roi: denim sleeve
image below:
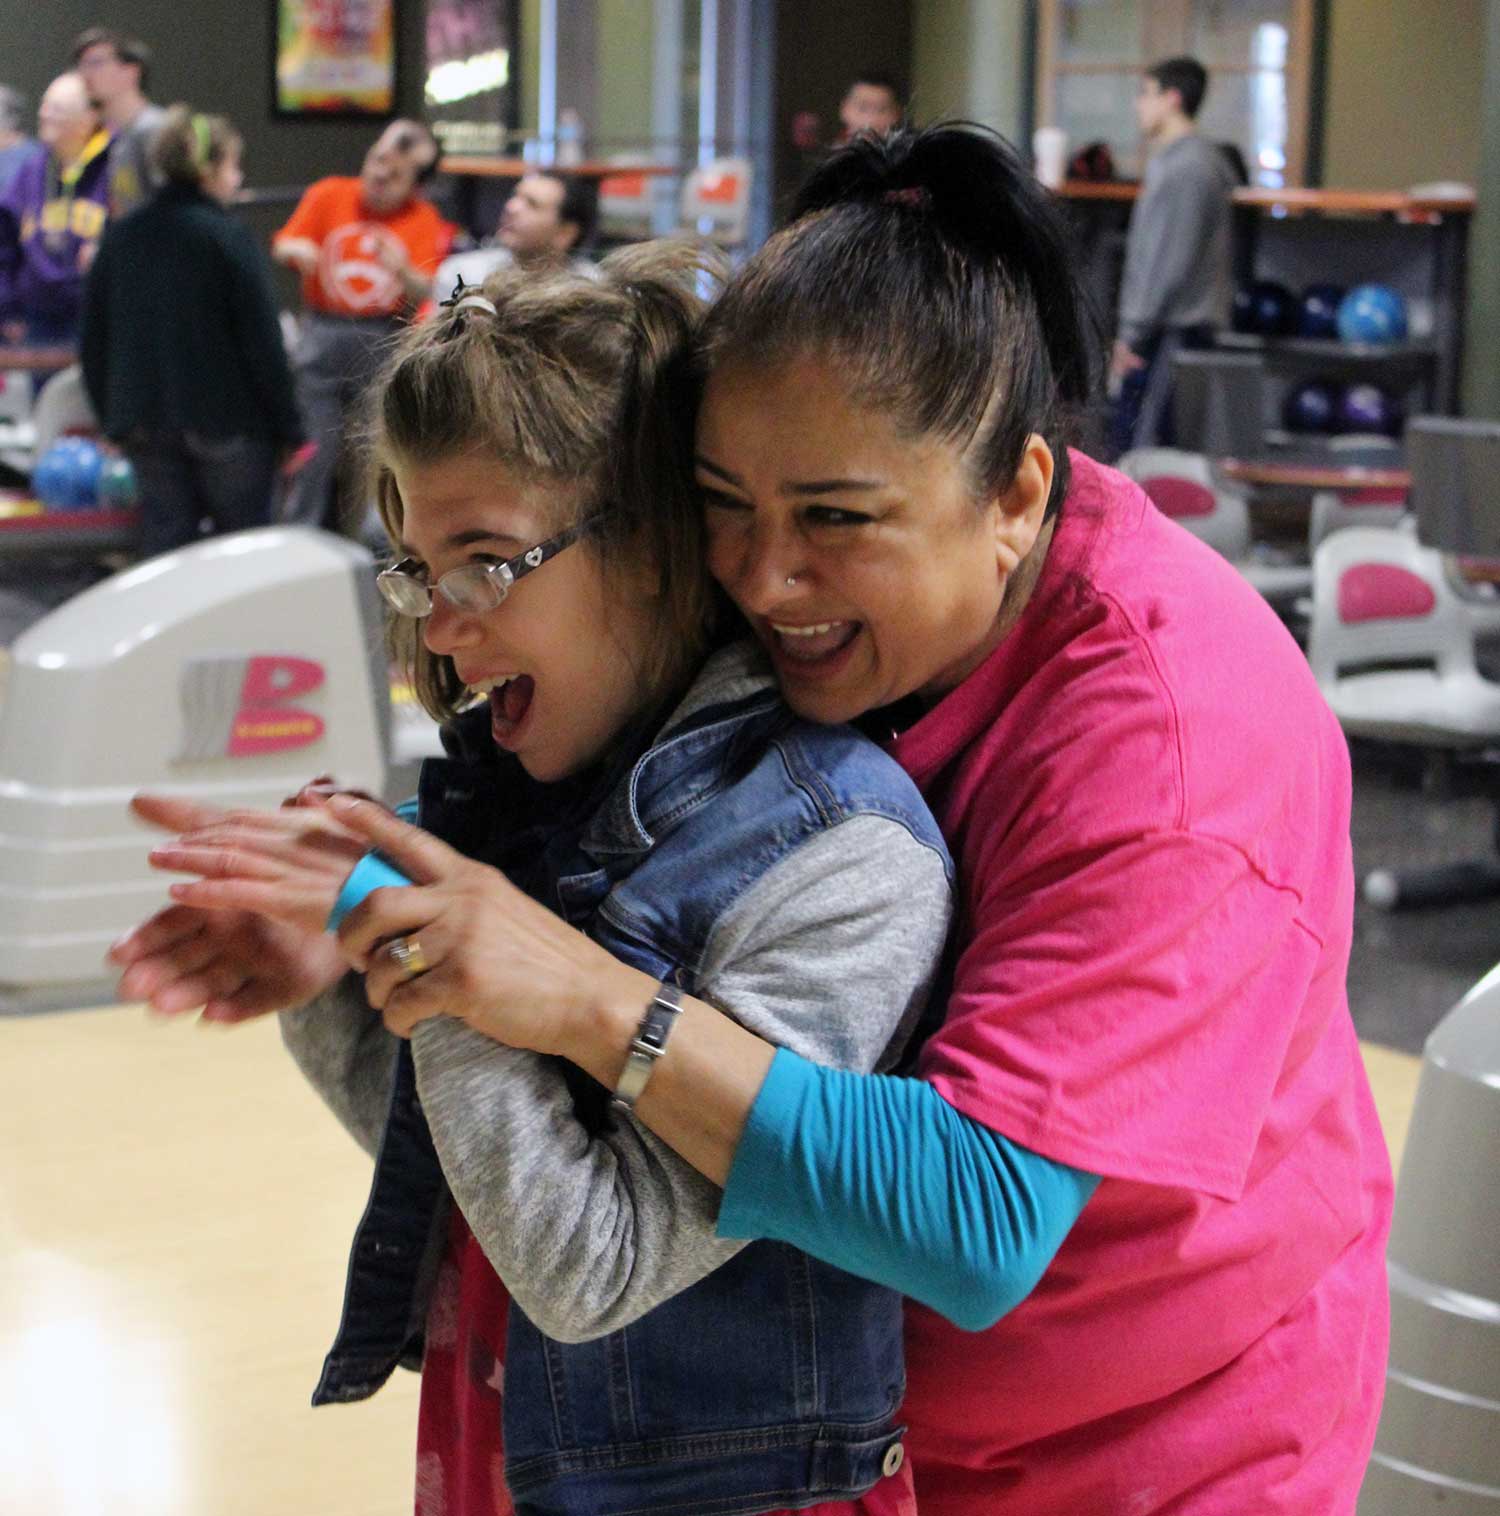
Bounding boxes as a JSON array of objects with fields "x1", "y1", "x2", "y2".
[{"x1": 718, "y1": 1049, "x2": 1100, "y2": 1332}]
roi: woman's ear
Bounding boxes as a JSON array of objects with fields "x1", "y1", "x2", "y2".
[{"x1": 990, "y1": 433, "x2": 1054, "y2": 575}]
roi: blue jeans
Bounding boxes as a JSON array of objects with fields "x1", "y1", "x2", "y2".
[
  {"x1": 1109, "y1": 324, "x2": 1217, "y2": 458},
  {"x1": 125, "y1": 430, "x2": 279, "y2": 561}
]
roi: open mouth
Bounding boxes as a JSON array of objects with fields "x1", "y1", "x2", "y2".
[
  {"x1": 766, "y1": 619, "x2": 861, "y2": 668},
  {"x1": 472, "y1": 674, "x2": 536, "y2": 749}
]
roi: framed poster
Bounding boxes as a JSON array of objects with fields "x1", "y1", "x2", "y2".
[
  {"x1": 275, "y1": 0, "x2": 398, "y2": 117},
  {"x1": 423, "y1": 0, "x2": 518, "y2": 156}
]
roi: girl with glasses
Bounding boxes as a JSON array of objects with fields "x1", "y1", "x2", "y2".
[{"x1": 112, "y1": 243, "x2": 951, "y2": 1516}]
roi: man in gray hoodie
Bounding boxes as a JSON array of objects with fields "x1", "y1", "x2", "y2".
[{"x1": 1109, "y1": 56, "x2": 1235, "y2": 456}]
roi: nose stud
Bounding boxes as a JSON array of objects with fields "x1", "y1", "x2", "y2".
[{"x1": 785, "y1": 575, "x2": 798, "y2": 588}]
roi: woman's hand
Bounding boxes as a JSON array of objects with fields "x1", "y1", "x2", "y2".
[
  {"x1": 138, "y1": 793, "x2": 371, "y2": 937},
  {"x1": 326, "y1": 796, "x2": 651, "y2": 1051},
  {"x1": 108, "y1": 902, "x2": 347, "y2": 1024}
]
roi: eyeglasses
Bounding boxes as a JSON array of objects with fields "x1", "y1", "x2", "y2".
[{"x1": 376, "y1": 522, "x2": 589, "y2": 618}]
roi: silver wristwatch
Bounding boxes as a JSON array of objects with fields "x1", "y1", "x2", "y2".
[{"x1": 611, "y1": 980, "x2": 684, "y2": 1111}]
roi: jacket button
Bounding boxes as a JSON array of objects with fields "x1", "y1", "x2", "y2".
[{"x1": 881, "y1": 1441, "x2": 905, "y2": 1478}]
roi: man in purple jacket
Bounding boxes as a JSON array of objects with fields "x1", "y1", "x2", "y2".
[{"x1": 0, "y1": 71, "x2": 110, "y2": 347}]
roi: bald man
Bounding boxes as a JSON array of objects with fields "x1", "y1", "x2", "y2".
[{"x1": 0, "y1": 72, "x2": 110, "y2": 346}]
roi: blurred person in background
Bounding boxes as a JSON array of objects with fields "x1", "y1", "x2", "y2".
[
  {"x1": 1109, "y1": 56, "x2": 1234, "y2": 456},
  {"x1": 0, "y1": 72, "x2": 109, "y2": 349},
  {"x1": 81, "y1": 107, "x2": 303, "y2": 561},
  {"x1": 73, "y1": 27, "x2": 166, "y2": 218},
  {"x1": 437, "y1": 169, "x2": 598, "y2": 293},
  {"x1": 837, "y1": 72, "x2": 903, "y2": 142},
  {"x1": 0, "y1": 87, "x2": 40, "y2": 199},
  {"x1": 272, "y1": 117, "x2": 452, "y2": 531}
]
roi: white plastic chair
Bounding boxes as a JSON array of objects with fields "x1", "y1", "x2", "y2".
[
  {"x1": 1308, "y1": 487, "x2": 1410, "y2": 550},
  {"x1": 30, "y1": 365, "x2": 98, "y2": 459},
  {"x1": 678, "y1": 158, "x2": 752, "y2": 248},
  {"x1": 1307, "y1": 526, "x2": 1500, "y2": 746},
  {"x1": 597, "y1": 159, "x2": 657, "y2": 243},
  {"x1": 1116, "y1": 446, "x2": 1313, "y2": 605}
]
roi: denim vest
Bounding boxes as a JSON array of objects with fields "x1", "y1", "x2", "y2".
[{"x1": 312, "y1": 658, "x2": 951, "y2": 1516}]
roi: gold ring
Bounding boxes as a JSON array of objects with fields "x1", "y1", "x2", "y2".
[{"x1": 386, "y1": 935, "x2": 429, "y2": 981}]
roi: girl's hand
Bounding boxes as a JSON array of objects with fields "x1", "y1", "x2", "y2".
[
  {"x1": 327, "y1": 796, "x2": 650, "y2": 1050},
  {"x1": 108, "y1": 903, "x2": 347, "y2": 1024},
  {"x1": 142, "y1": 798, "x2": 370, "y2": 937}
]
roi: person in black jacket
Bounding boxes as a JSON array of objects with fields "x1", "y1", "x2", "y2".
[{"x1": 80, "y1": 105, "x2": 303, "y2": 560}]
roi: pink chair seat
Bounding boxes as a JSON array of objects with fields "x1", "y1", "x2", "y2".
[
  {"x1": 1338, "y1": 563, "x2": 1437, "y2": 624},
  {"x1": 1142, "y1": 474, "x2": 1216, "y2": 519}
]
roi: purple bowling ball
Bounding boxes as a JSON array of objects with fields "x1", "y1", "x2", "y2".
[
  {"x1": 1336, "y1": 382, "x2": 1403, "y2": 437},
  {"x1": 1282, "y1": 378, "x2": 1341, "y2": 434}
]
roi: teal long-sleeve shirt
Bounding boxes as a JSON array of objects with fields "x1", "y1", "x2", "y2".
[{"x1": 719, "y1": 1049, "x2": 1098, "y2": 1330}]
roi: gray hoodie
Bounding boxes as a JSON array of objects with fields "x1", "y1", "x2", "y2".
[{"x1": 1117, "y1": 133, "x2": 1236, "y2": 350}]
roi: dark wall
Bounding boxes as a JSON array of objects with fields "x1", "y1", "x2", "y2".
[{"x1": 772, "y1": 0, "x2": 912, "y2": 216}]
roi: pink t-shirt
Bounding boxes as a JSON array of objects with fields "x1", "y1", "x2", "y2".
[{"x1": 888, "y1": 452, "x2": 1392, "y2": 1514}]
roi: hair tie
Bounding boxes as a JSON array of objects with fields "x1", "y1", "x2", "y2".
[
  {"x1": 440, "y1": 274, "x2": 497, "y2": 317},
  {"x1": 191, "y1": 113, "x2": 212, "y2": 167},
  {"x1": 883, "y1": 185, "x2": 930, "y2": 209}
]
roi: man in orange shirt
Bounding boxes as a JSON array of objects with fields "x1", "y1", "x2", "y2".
[{"x1": 274, "y1": 118, "x2": 452, "y2": 529}]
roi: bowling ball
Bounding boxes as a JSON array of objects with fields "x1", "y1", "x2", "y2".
[
  {"x1": 1232, "y1": 279, "x2": 1298, "y2": 337},
  {"x1": 1282, "y1": 378, "x2": 1341, "y2": 434},
  {"x1": 1298, "y1": 283, "x2": 1345, "y2": 340},
  {"x1": 96, "y1": 454, "x2": 139, "y2": 507},
  {"x1": 32, "y1": 436, "x2": 104, "y2": 510},
  {"x1": 1336, "y1": 382, "x2": 1404, "y2": 437},
  {"x1": 1337, "y1": 283, "x2": 1409, "y2": 344}
]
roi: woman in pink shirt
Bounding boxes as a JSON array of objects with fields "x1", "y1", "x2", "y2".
[{"x1": 295, "y1": 125, "x2": 1392, "y2": 1513}]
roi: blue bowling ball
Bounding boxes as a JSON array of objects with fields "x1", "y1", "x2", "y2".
[
  {"x1": 1337, "y1": 283, "x2": 1409, "y2": 344},
  {"x1": 1232, "y1": 279, "x2": 1298, "y2": 338},
  {"x1": 1336, "y1": 382, "x2": 1404, "y2": 438},
  {"x1": 1282, "y1": 378, "x2": 1341, "y2": 434},
  {"x1": 32, "y1": 436, "x2": 105, "y2": 511},
  {"x1": 1298, "y1": 283, "x2": 1346, "y2": 340}
]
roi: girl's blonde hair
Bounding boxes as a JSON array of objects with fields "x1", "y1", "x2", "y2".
[
  {"x1": 150, "y1": 104, "x2": 238, "y2": 187},
  {"x1": 370, "y1": 239, "x2": 723, "y2": 722}
]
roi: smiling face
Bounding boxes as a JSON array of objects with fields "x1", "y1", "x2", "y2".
[
  {"x1": 390, "y1": 450, "x2": 663, "y2": 781},
  {"x1": 696, "y1": 355, "x2": 1052, "y2": 724}
]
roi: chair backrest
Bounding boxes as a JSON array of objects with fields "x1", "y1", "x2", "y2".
[
  {"x1": 1408, "y1": 415, "x2": 1500, "y2": 556},
  {"x1": 1308, "y1": 488, "x2": 1409, "y2": 550},
  {"x1": 0, "y1": 370, "x2": 33, "y2": 429},
  {"x1": 597, "y1": 157, "x2": 657, "y2": 242},
  {"x1": 1116, "y1": 446, "x2": 1252, "y2": 559},
  {"x1": 30, "y1": 366, "x2": 97, "y2": 459},
  {"x1": 1307, "y1": 526, "x2": 1500, "y2": 691},
  {"x1": 678, "y1": 157, "x2": 752, "y2": 247}
]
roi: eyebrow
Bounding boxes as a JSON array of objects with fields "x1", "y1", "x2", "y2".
[
  {"x1": 398, "y1": 528, "x2": 525, "y2": 556},
  {"x1": 694, "y1": 455, "x2": 885, "y2": 497}
]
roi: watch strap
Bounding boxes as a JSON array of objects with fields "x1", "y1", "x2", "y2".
[{"x1": 611, "y1": 980, "x2": 684, "y2": 1111}]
